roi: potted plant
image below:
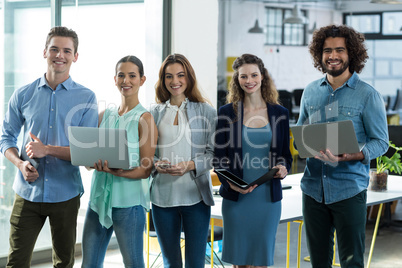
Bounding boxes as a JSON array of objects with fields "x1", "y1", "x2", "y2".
[{"x1": 369, "y1": 141, "x2": 402, "y2": 191}]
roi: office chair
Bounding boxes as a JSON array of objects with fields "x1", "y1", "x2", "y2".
[
  {"x1": 278, "y1": 90, "x2": 293, "y2": 120},
  {"x1": 384, "y1": 95, "x2": 391, "y2": 111},
  {"x1": 391, "y1": 89, "x2": 401, "y2": 111},
  {"x1": 292, "y1": 89, "x2": 304, "y2": 107}
]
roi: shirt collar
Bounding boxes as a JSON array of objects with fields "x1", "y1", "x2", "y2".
[
  {"x1": 166, "y1": 98, "x2": 188, "y2": 111},
  {"x1": 38, "y1": 74, "x2": 72, "y2": 91},
  {"x1": 320, "y1": 71, "x2": 359, "y2": 90}
]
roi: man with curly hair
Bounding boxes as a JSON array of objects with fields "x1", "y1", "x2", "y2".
[{"x1": 296, "y1": 25, "x2": 388, "y2": 267}]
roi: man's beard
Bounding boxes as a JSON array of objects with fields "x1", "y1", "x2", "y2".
[{"x1": 323, "y1": 60, "x2": 349, "y2": 77}]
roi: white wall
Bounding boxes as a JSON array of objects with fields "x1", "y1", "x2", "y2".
[
  {"x1": 144, "y1": 0, "x2": 163, "y2": 108},
  {"x1": 219, "y1": 1, "x2": 345, "y2": 91},
  {"x1": 171, "y1": 0, "x2": 219, "y2": 108}
]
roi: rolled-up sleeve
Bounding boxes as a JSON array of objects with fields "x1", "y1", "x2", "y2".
[{"x1": 0, "y1": 89, "x2": 24, "y2": 154}]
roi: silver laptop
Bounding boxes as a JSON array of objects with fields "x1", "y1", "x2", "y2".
[
  {"x1": 290, "y1": 120, "x2": 365, "y2": 159},
  {"x1": 68, "y1": 126, "x2": 133, "y2": 169}
]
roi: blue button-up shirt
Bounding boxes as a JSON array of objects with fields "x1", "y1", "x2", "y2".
[
  {"x1": 0, "y1": 75, "x2": 98, "y2": 203},
  {"x1": 297, "y1": 72, "x2": 388, "y2": 204}
]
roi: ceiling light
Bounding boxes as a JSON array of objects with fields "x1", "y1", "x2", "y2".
[
  {"x1": 283, "y1": 4, "x2": 308, "y2": 25},
  {"x1": 370, "y1": 0, "x2": 402, "y2": 3},
  {"x1": 248, "y1": 19, "x2": 264, "y2": 34}
]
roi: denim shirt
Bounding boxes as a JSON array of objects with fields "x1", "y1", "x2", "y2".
[
  {"x1": 0, "y1": 75, "x2": 98, "y2": 203},
  {"x1": 297, "y1": 72, "x2": 388, "y2": 204}
]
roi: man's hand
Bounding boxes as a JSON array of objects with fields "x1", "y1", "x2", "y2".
[
  {"x1": 18, "y1": 161, "x2": 39, "y2": 182},
  {"x1": 315, "y1": 149, "x2": 364, "y2": 164},
  {"x1": 25, "y1": 132, "x2": 47, "y2": 159}
]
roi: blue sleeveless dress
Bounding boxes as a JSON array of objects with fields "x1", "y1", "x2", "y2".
[{"x1": 221, "y1": 124, "x2": 281, "y2": 266}]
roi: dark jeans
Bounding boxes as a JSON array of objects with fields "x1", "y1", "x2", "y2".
[
  {"x1": 303, "y1": 191, "x2": 367, "y2": 268},
  {"x1": 152, "y1": 201, "x2": 211, "y2": 268},
  {"x1": 7, "y1": 194, "x2": 80, "y2": 268}
]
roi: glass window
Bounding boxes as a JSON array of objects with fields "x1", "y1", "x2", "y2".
[
  {"x1": 383, "y1": 12, "x2": 402, "y2": 35},
  {"x1": 265, "y1": 7, "x2": 307, "y2": 46},
  {"x1": 345, "y1": 14, "x2": 402, "y2": 97},
  {"x1": 357, "y1": 40, "x2": 402, "y2": 96},
  {"x1": 375, "y1": 60, "x2": 390, "y2": 77},
  {"x1": 1, "y1": 0, "x2": 51, "y2": 258},
  {"x1": 392, "y1": 61, "x2": 402, "y2": 76},
  {"x1": 345, "y1": 14, "x2": 380, "y2": 34},
  {"x1": 0, "y1": 0, "x2": 162, "y2": 261}
]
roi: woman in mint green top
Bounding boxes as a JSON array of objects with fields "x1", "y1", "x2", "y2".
[{"x1": 81, "y1": 55, "x2": 157, "y2": 268}]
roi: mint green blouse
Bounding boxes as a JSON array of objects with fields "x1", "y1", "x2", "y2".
[{"x1": 89, "y1": 104, "x2": 150, "y2": 228}]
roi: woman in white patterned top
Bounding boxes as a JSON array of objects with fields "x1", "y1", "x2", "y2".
[{"x1": 150, "y1": 53, "x2": 217, "y2": 268}]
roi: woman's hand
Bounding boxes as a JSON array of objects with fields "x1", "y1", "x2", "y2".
[
  {"x1": 227, "y1": 181, "x2": 257, "y2": 194},
  {"x1": 273, "y1": 164, "x2": 288, "y2": 179},
  {"x1": 94, "y1": 159, "x2": 124, "y2": 176},
  {"x1": 155, "y1": 160, "x2": 172, "y2": 174},
  {"x1": 163, "y1": 161, "x2": 195, "y2": 176}
]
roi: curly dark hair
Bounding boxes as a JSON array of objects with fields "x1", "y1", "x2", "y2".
[
  {"x1": 227, "y1": 54, "x2": 279, "y2": 114},
  {"x1": 309, "y1": 24, "x2": 368, "y2": 74}
]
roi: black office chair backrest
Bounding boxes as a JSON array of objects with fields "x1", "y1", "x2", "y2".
[
  {"x1": 369, "y1": 125, "x2": 401, "y2": 171},
  {"x1": 292, "y1": 89, "x2": 304, "y2": 107},
  {"x1": 371, "y1": 125, "x2": 402, "y2": 174},
  {"x1": 278, "y1": 90, "x2": 293, "y2": 118},
  {"x1": 392, "y1": 89, "x2": 401, "y2": 111},
  {"x1": 387, "y1": 125, "x2": 402, "y2": 155},
  {"x1": 384, "y1": 95, "x2": 391, "y2": 111}
]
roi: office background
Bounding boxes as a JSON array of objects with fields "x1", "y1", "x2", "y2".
[{"x1": 0, "y1": 0, "x2": 401, "y2": 265}]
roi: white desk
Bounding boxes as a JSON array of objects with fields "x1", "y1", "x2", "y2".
[{"x1": 210, "y1": 173, "x2": 402, "y2": 268}]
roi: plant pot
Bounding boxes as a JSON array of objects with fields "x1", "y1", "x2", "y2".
[{"x1": 369, "y1": 169, "x2": 388, "y2": 192}]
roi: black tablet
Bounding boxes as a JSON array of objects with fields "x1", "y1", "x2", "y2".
[
  {"x1": 214, "y1": 169, "x2": 249, "y2": 188},
  {"x1": 214, "y1": 168, "x2": 279, "y2": 189}
]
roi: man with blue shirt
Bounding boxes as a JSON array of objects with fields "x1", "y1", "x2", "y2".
[
  {"x1": 0, "y1": 26, "x2": 98, "y2": 268},
  {"x1": 297, "y1": 25, "x2": 388, "y2": 268}
]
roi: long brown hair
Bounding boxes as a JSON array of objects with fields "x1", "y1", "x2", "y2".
[
  {"x1": 155, "y1": 53, "x2": 208, "y2": 104},
  {"x1": 227, "y1": 53, "x2": 279, "y2": 114}
]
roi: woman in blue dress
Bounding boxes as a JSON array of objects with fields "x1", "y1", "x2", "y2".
[{"x1": 214, "y1": 54, "x2": 292, "y2": 267}]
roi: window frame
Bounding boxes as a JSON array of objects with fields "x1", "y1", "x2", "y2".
[
  {"x1": 343, "y1": 10, "x2": 402, "y2": 40},
  {"x1": 265, "y1": 6, "x2": 308, "y2": 46}
]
